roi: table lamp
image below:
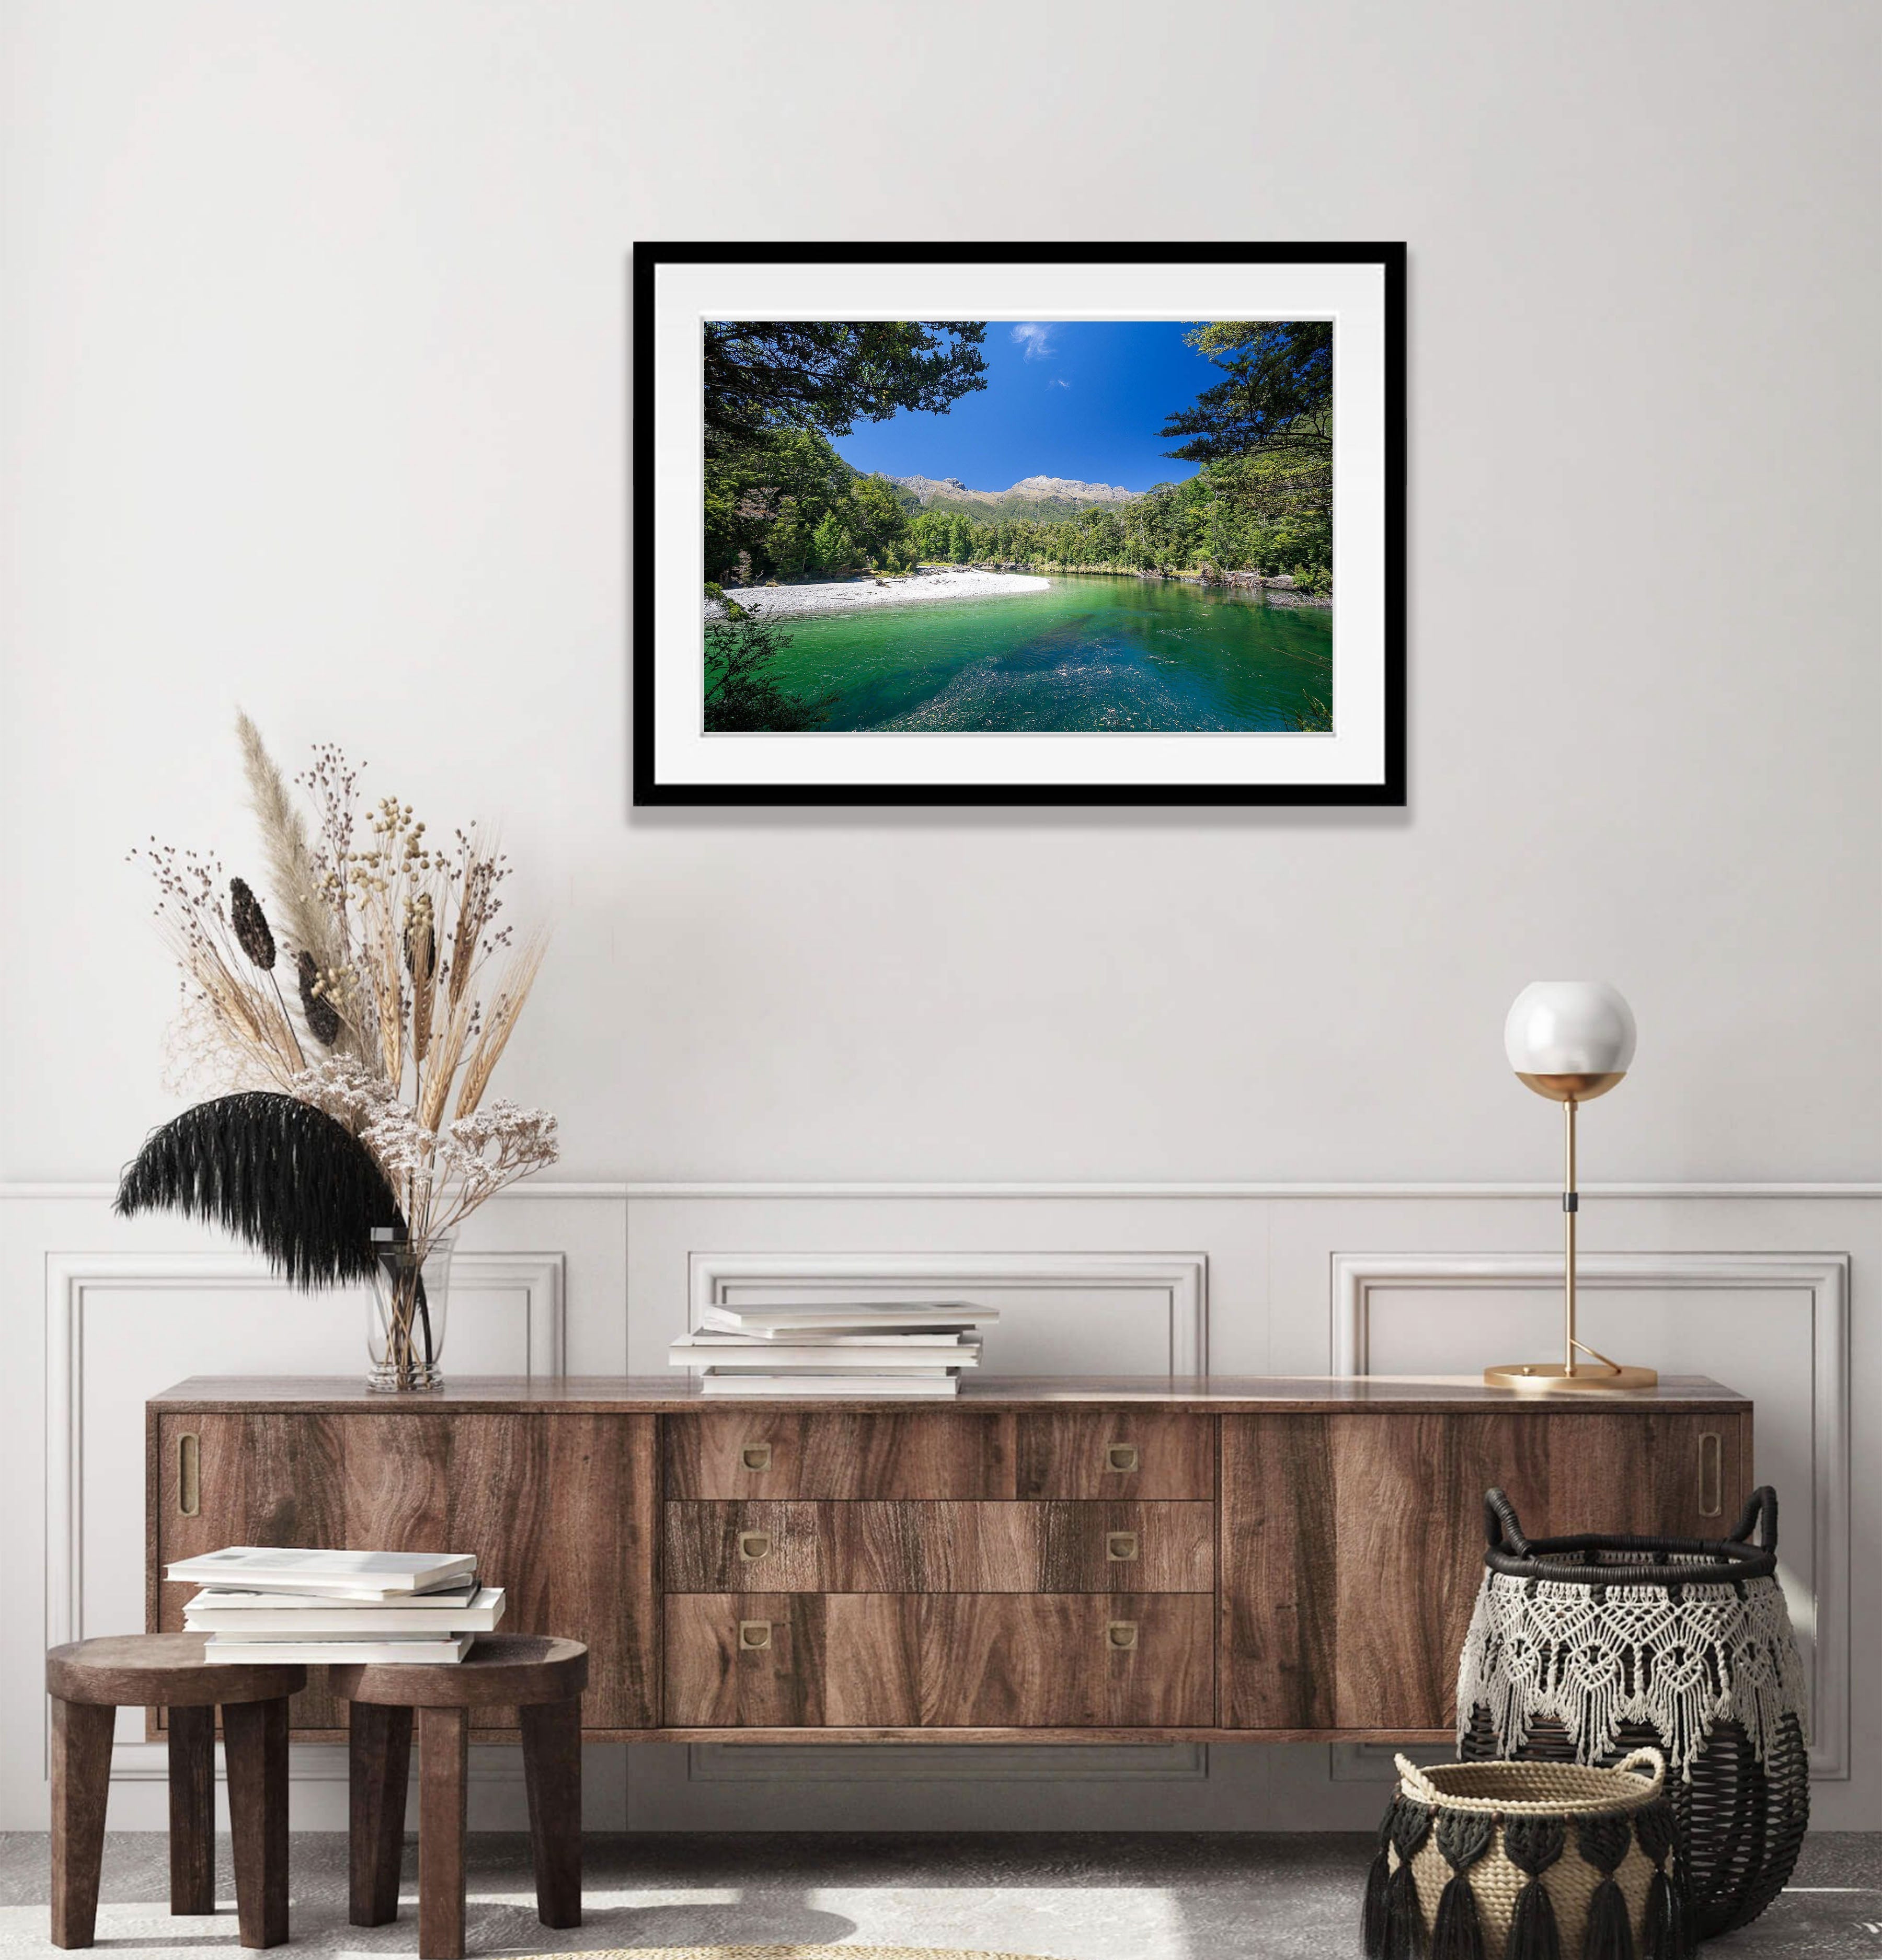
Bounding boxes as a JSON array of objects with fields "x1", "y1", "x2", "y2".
[{"x1": 1484, "y1": 981, "x2": 1658, "y2": 1393}]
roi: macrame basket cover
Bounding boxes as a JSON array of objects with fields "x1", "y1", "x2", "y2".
[
  {"x1": 1456, "y1": 1485, "x2": 1810, "y2": 1942},
  {"x1": 1364, "y1": 1749, "x2": 1693, "y2": 1960}
]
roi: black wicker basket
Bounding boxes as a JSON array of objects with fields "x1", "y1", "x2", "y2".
[{"x1": 1456, "y1": 1485, "x2": 1809, "y2": 1941}]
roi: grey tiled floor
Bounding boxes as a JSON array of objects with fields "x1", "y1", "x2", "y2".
[{"x1": 0, "y1": 1831, "x2": 1877, "y2": 1957}]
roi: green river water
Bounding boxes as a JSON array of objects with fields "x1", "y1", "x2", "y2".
[{"x1": 738, "y1": 573, "x2": 1333, "y2": 732}]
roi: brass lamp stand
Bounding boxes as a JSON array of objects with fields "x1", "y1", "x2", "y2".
[{"x1": 1485, "y1": 983, "x2": 1657, "y2": 1394}]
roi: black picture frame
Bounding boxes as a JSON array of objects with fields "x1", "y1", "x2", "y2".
[{"x1": 633, "y1": 241, "x2": 1405, "y2": 807}]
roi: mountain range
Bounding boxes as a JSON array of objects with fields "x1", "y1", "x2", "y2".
[{"x1": 887, "y1": 473, "x2": 1142, "y2": 524}]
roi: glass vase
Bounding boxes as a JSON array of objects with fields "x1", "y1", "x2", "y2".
[{"x1": 367, "y1": 1230, "x2": 453, "y2": 1391}]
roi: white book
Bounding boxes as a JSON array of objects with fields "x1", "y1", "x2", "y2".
[
  {"x1": 699, "y1": 1374, "x2": 961, "y2": 1398},
  {"x1": 671, "y1": 1340, "x2": 980, "y2": 1370},
  {"x1": 184, "y1": 1586, "x2": 507, "y2": 1635},
  {"x1": 683, "y1": 1331, "x2": 977, "y2": 1348},
  {"x1": 698, "y1": 1303, "x2": 997, "y2": 1336},
  {"x1": 165, "y1": 1547, "x2": 476, "y2": 1599},
  {"x1": 204, "y1": 1634, "x2": 475, "y2": 1665}
]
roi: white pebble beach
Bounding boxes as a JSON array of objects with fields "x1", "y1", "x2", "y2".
[{"x1": 707, "y1": 569, "x2": 1050, "y2": 621}]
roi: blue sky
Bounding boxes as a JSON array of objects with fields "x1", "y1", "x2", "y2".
[{"x1": 832, "y1": 321, "x2": 1219, "y2": 493}]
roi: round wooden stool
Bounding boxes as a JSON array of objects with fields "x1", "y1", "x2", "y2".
[
  {"x1": 331, "y1": 1634, "x2": 587, "y2": 1960},
  {"x1": 45, "y1": 1633, "x2": 306, "y2": 1951}
]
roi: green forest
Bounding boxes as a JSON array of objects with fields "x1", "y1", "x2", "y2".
[{"x1": 703, "y1": 320, "x2": 1333, "y2": 595}]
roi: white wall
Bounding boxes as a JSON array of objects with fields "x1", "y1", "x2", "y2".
[{"x1": 2, "y1": 0, "x2": 1877, "y2": 1833}]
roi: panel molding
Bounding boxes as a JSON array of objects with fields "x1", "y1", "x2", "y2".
[
  {"x1": 691, "y1": 1249, "x2": 1209, "y2": 1374},
  {"x1": 12, "y1": 1180, "x2": 1882, "y2": 1202},
  {"x1": 1330, "y1": 1250, "x2": 1850, "y2": 1780}
]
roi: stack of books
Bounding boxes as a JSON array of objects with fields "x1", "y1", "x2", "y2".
[
  {"x1": 170, "y1": 1547, "x2": 505, "y2": 1664},
  {"x1": 669, "y1": 1300, "x2": 998, "y2": 1398}
]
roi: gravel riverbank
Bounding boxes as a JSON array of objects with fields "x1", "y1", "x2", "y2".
[{"x1": 707, "y1": 569, "x2": 1050, "y2": 620}]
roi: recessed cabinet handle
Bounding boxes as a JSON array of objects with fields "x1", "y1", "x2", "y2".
[
  {"x1": 1698, "y1": 1432, "x2": 1723, "y2": 1518},
  {"x1": 740, "y1": 1444, "x2": 772, "y2": 1472},
  {"x1": 1107, "y1": 1620, "x2": 1138, "y2": 1651},
  {"x1": 738, "y1": 1530, "x2": 772, "y2": 1562},
  {"x1": 176, "y1": 1433, "x2": 200, "y2": 1518},
  {"x1": 1106, "y1": 1443, "x2": 1140, "y2": 1473},
  {"x1": 1107, "y1": 1531, "x2": 1139, "y2": 1562},
  {"x1": 738, "y1": 1620, "x2": 772, "y2": 1651}
]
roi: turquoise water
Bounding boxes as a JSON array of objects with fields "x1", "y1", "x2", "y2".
[{"x1": 739, "y1": 574, "x2": 1333, "y2": 732}]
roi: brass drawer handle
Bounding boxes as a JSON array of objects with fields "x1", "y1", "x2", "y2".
[
  {"x1": 1106, "y1": 1443, "x2": 1140, "y2": 1473},
  {"x1": 1699, "y1": 1432, "x2": 1723, "y2": 1518},
  {"x1": 738, "y1": 1620, "x2": 772, "y2": 1651},
  {"x1": 1107, "y1": 1531, "x2": 1139, "y2": 1563},
  {"x1": 176, "y1": 1432, "x2": 200, "y2": 1518},
  {"x1": 740, "y1": 1444, "x2": 772, "y2": 1472},
  {"x1": 1107, "y1": 1620, "x2": 1138, "y2": 1651},
  {"x1": 738, "y1": 1530, "x2": 772, "y2": 1562}
]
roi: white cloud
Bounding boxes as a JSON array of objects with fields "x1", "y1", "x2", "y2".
[
  {"x1": 1011, "y1": 322, "x2": 1055, "y2": 360},
  {"x1": 1049, "y1": 376, "x2": 1071, "y2": 388}
]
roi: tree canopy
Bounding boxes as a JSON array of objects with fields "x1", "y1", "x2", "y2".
[
  {"x1": 703, "y1": 322, "x2": 989, "y2": 445},
  {"x1": 1159, "y1": 321, "x2": 1332, "y2": 464}
]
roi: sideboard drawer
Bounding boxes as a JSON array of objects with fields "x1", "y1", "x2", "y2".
[
  {"x1": 1014, "y1": 1411, "x2": 1214, "y2": 1498},
  {"x1": 919, "y1": 1595, "x2": 1214, "y2": 1727},
  {"x1": 664, "y1": 1500, "x2": 1215, "y2": 1594},
  {"x1": 663, "y1": 1592, "x2": 1213, "y2": 1728},
  {"x1": 663, "y1": 1410, "x2": 1015, "y2": 1498}
]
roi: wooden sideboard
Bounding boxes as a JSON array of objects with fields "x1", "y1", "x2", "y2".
[{"x1": 147, "y1": 1375, "x2": 1751, "y2": 1745}]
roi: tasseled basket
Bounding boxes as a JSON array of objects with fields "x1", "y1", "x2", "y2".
[{"x1": 1362, "y1": 1749, "x2": 1695, "y2": 1960}]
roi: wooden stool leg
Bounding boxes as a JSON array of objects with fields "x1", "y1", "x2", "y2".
[
  {"x1": 167, "y1": 1705, "x2": 216, "y2": 1915},
  {"x1": 222, "y1": 1698, "x2": 290, "y2": 1949},
  {"x1": 348, "y1": 1701, "x2": 412, "y2": 1926},
  {"x1": 418, "y1": 1705, "x2": 469, "y2": 1960},
  {"x1": 49, "y1": 1698, "x2": 116, "y2": 1950},
  {"x1": 519, "y1": 1698, "x2": 582, "y2": 1929}
]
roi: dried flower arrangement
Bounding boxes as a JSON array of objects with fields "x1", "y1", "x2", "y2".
[{"x1": 117, "y1": 713, "x2": 559, "y2": 1387}]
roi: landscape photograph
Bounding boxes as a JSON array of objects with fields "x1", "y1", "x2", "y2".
[{"x1": 701, "y1": 317, "x2": 1335, "y2": 735}]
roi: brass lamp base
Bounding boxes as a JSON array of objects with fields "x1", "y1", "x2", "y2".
[{"x1": 1484, "y1": 1360, "x2": 1659, "y2": 1394}]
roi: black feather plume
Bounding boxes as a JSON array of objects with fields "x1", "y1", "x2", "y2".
[{"x1": 114, "y1": 1092, "x2": 404, "y2": 1286}]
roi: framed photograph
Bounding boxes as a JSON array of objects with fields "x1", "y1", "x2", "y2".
[{"x1": 633, "y1": 243, "x2": 1404, "y2": 806}]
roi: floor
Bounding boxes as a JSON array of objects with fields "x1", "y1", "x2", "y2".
[{"x1": 0, "y1": 1832, "x2": 1877, "y2": 1958}]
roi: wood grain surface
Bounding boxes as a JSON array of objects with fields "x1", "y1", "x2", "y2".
[
  {"x1": 1216, "y1": 1409, "x2": 1757, "y2": 1734},
  {"x1": 663, "y1": 1593, "x2": 922, "y2": 1727},
  {"x1": 153, "y1": 1413, "x2": 342, "y2": 1733},
  {"x1": 166, "y1": 1705, "x2": 216, "y2": 1915},
  {"x1": 664, "y1": 1592, "x2": 1212, "y2": 1728},
  {"x1": 917, "y1": 1595, "x2": 1214, "y2": 1727},
  {"x1": 221, "y1": 1696, "x2": 290, "y2": 1948},
  {"x1": 146, "y1": 1381, "x2": 1754, "y2": 1747},
  {"x1": 518, "y1": 1699, "x2": 583, "y2": 1930},
  {"x1": 663, "y1": 1410, "x2": 1018, "y2": 1498},
  {"x1": 1218, "y1": 1413, "x2": 1336, "y2": 1729},
  {"x1": 154, "y1": 1374, "x2": 1751, "y2": 1411},
  {"x1": 1014, "y1": 1411, "x2": 1215, "y2": 1498},
  {"x1": 663, "y1": 1500, "x2": 1213, "y2": 1593},
  {"x1": 346, "y1": 1702, "x2": 411, "y2": 1929},
  {"x1": 417, "y1": 1705, "x2": 468, "y2": 1960},
  {"x1": 155, "y1": 1411, "x2": 653, "y2": 1736},
  {"x1": 49, "y1": 1698, "x2": 115, "y2": 1950}
]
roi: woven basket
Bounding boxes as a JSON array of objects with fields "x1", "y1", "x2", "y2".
[
  {"x1": 1456, "y1": 1486, "x2": 1809, "y2": 1941},
  {"x1": 1364, "y1": 1748, "x2": 1693, "y2": 1960}
]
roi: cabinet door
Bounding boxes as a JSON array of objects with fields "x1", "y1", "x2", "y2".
[
  {"x1": 342, "y1": 1411, "x2": 660, "y2": 1731},
  {"x1": 152, "y1": 1412, "x2": 346, "y2": 1733},
  {"x1": 1219, "y1": 1409, "x2": 1750, "y2": 1735}
]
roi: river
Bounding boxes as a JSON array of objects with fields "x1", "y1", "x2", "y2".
[{"x1": 738, "y1": 574, "x2": 1333, "y2": 733}]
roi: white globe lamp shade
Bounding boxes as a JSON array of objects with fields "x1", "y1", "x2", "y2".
[{"x1": 1504, "y1": 982, "x2": 1636, "y2": 1102}]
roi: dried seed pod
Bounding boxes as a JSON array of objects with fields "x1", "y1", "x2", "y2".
[
  {"x1": 298, "y1": 948, "x2": 341, "y2": 1046},
  {"x1": 229, "y1": 878, "x2": 276, "y2": 970}
]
